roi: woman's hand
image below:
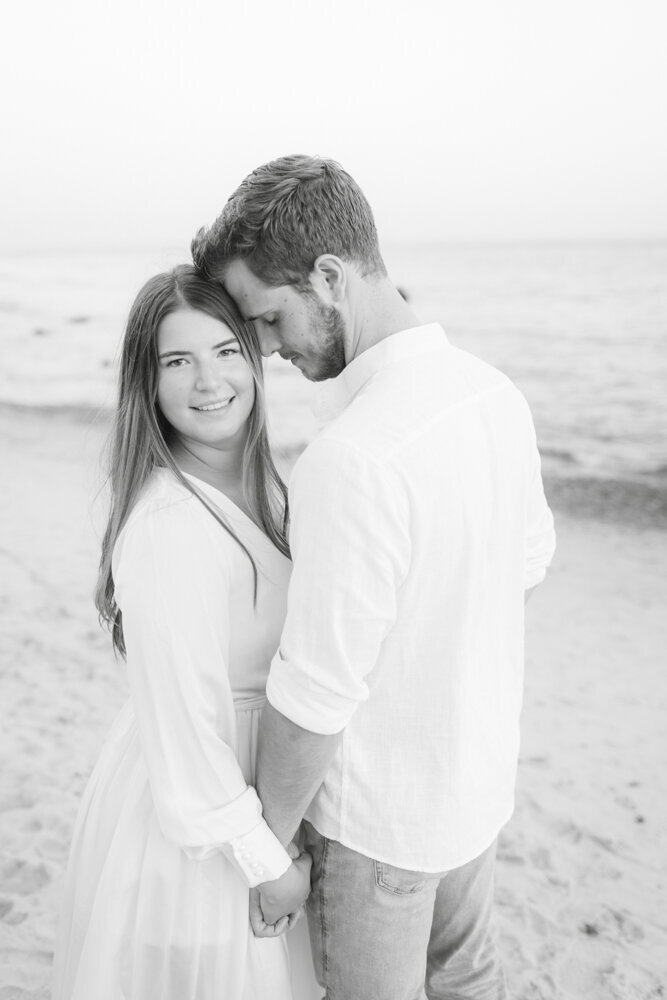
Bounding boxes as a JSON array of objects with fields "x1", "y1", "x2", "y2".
[
  {"x1": 249, "y1": 851, "x2": 312, "y2": 937},
  {"x1": 248, "y1": 891, "x2": 305, "y2": 937}
]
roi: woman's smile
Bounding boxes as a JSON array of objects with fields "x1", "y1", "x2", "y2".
[
  {"x1": 192, "y1": 397, "x2": 234, "y2": 412},
  {"x1": 156, "y1": 308, "x2": 255, "y2": 454}
]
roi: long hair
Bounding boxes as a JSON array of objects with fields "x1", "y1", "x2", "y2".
[{"x1": 94, "y1": 264, "x2": 289, "y2": 657}]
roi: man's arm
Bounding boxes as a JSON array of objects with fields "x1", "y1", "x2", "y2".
[
  {"x1": 252, "y1": 704, "x2": 342, "y2": 929},
  {"x1": 253, "y1": 440, "x2": 409, "y2": 928},
  {"x1": 256, "y1": 702, "x2": 343, "y2": 847}
]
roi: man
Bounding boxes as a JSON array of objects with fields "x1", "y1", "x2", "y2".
[{"x1": 192, "y1": 155, "x2": 556, "y2": 999}]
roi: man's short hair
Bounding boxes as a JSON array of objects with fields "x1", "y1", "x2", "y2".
[{"x1": 191, "y1": 154, "x2": 387, "y2": 289}]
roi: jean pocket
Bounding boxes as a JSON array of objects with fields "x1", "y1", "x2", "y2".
[{"x1": 373, "y1": 861, "x2": 442, "y2": 896}]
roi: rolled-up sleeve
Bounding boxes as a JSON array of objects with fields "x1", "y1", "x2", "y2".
[
  {"x1": 266, "y1": 439, "x2": 411, "y2": 735},
  {"x1": 524, "y1": 423, "x2": 557, "y2": 589},
  {"x1": 113, "y1": 501, "x2": 291, "y2": 887}
]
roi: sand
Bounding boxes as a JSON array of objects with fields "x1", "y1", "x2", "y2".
[{"x1": 1, "y1": 405, "x2": 666, "y2": 1000}]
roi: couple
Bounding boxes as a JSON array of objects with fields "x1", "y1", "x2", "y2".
[{"x1": 52, "y1": 155, "x2": 556, "y2": 1000}]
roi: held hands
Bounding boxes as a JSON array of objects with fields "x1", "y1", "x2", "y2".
[{"x1": 249, "y1": 851, "x2": 312, "y2": 938}]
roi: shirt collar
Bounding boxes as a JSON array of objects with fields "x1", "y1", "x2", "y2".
[{"x1": 313, "y1": 323, "x2": 450, "y2": 421}]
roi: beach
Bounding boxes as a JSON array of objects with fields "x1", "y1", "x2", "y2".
[
  {"x1": 1, "y1": 236, "x2": 666, "y2": 1000},
  {"x1": 1, "y1": 403, "x2": 665, "y2": 999}
]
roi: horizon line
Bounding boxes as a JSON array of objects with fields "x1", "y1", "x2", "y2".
[{"x1": 1, "y1": 236, "x2": 667, "y2": 257}]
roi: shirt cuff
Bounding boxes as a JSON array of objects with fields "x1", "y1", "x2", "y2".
[
  {"x1": 266, "y1": 662, "x2": 354, "y2": 735},
  {"x1": 224, "y1": 819, "x2": 293, "y2": 888},
  {"x1": 524, "y1": 525, "x2": 557, "y2": 590},
  {"x1": 180, "y1": 785, "x2": 292, "y2": 886}
]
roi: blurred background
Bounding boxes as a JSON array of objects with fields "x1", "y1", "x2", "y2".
[
  {"x1": 1, "y1": 2, "x2": 666, "y2": 998},
  {"x1": 1, "y1": 0, "x2": 666, "y2": 513}
]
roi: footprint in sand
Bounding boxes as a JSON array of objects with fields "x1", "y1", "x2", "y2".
[
  {"x1": 605, "y1": 907, "x2": 645, "y2": 943},
  {"x1": 553, "y1": 819, "x2": 584, "y2": 844},
  {"x1": 530, "y1": 846, "x2": 552, "y2": 870},
  {"x1": 529, "y1": 908, "x2": 550, "y2": 936},
  {"x1": 0, "y1": 948, "x2": 53, "y2": 997},
  {"x1": 36, "y1": 836, "x2": 67, "y2": 861},
  {"x1": 0, "y1": 793, "x2": 33, "y2": 812},
  {"x1": 556, "y1": 938, "x2": 616, "y2": 995},
  {"x1": 498, "y1": 851, "x2": 525, "y2": 866},
  {"x1": 0, "y1": 859, "x2": 50, "y2": 895}
]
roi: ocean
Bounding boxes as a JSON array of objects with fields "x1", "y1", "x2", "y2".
[{"x1": 1, "y1": 242, "x2": 665, "y2": 516}]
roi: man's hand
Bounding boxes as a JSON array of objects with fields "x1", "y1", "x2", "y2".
[
  {"x1": 260, "y1": 851, "x2": 312, "y2": 924},
  {"x1": 249, "y1": 851, "x2": 312, "y2": 937},
  {"x1": 249, "y1": 888, "x2": 304, "y2": 938},
  {"x1": 249, "y1": 888, "x2": 293, "y2": 938}
]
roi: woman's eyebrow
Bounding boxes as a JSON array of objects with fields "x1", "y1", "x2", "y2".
[{"x1": 159, "y1": 337, "x2": 238, "y2": 359}]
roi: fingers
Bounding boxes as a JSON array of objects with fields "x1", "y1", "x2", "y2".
[
  {"x1": 287, "y1": 905, "x2": 305, "y2": 930},
  {"x1": 261, "y1": 900, "x2": 288, "y2": 925},
  {"x1": 252, "y1": 922, "x2": 287, "y2": 938},
  {"x1": 258, "y1": 909, "x2": 302, "y2": 937},
  {"x1": 286, "y1": 840, "x2": 301, "y2": 860},
  {"x1": 250, "y1": 916, "x2": 286, "y2": 938},
  {"x1": 249, "y1": 888, "x2": 294, "y2": 938},
  {"x1": 294, "y1": 851, "x2": 313, "y2": 877},
  {"x1": 252, "y1": 852, "x2": 312, "y2": 932},
  {"x1": 249, "y1": 888, "x2": 268, "y2": 937}
]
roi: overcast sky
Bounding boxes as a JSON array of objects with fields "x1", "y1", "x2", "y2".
[{"x1": 2, "y1": 0, "x2": 665, "y2": 251}]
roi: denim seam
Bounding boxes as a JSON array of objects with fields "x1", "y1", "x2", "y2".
[
  {"x1": 320, "y1": 836, "x2": 330, "y2": 985},
  {"x1": 374, "y1": 861, "x2": 426, "y2": 896}
]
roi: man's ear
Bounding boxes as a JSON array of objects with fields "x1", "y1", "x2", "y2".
[{"x1": 309, "y1": 255, "x2": 347, "y2": 303}]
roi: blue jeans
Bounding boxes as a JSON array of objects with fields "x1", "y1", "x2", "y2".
[{"x1": 302, "y1": 822, "x2": 507, "y2": 1000}]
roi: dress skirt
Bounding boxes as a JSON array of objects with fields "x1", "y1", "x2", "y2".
[{"x1": 52, "y1": 699, "x2": 317, "y2": 1000}]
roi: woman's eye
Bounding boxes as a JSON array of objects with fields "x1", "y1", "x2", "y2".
[
  {"x1": 166, "y1": 358, "x2": 188, "y2": 368},
  {"x1": 218, "y1": 347, "x2": 239, "y2": 357}
]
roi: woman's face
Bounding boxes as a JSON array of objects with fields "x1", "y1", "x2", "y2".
[{"x1": 156, "y1": 308, "x2": 256, "y2": 455}]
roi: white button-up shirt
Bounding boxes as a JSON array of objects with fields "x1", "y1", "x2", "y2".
[{"x1": 266, "y1": 324, "x2": 556, "y2": 872}]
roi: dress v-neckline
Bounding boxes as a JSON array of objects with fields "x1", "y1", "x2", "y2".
[{"x1": 179, "y1": 470, "x2": 286, "y2": 555}]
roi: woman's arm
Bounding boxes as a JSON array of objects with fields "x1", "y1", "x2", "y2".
[{"x1": 112, "y1": 498, "x2": 294, "y2": 888}]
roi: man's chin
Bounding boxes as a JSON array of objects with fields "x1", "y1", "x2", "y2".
[
  {"x1": 305, "y1": 367, "x2": 338, "y2": 383},
  {"x1": 297, "y1": 299, "x2": 347, "y2": 381},
  {"x1": 299, "y1": 352, "x2": 346, "y2": 382}
]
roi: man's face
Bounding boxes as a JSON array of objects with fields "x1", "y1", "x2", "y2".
[{"x1": 223, "y1": 259, "x2": 346, "y2": 382}]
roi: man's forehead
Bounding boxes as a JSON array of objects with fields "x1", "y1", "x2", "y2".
[{"x1": 223, "y1": 260, "x2": 277, "y2": 317}]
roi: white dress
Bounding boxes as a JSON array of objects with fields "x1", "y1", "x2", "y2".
[{"x1": 52, "y1": 469, "x2": 320, "y2": 1000}]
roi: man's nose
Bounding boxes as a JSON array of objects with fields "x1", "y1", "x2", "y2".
[{"x1": 256, "y1": 326, "x2": 282, "y2": 357}]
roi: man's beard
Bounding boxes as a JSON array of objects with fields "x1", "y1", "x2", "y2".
[{"x1": 306, "y1": 297, "x2": 347, "y2": 382}]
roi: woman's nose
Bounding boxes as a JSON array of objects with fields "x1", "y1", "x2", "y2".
[{"x1": 194, "y1": 362, "x2": 225, "y2": 392}]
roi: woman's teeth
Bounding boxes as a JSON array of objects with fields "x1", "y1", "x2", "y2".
[{"x1": 195, "y1": 399, "x2": 232, "y2": 411}]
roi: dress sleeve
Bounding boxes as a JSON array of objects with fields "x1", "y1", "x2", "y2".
[
  {"x1": 266, "y1": 438, "x2": 411, "y2": 735},
  {"x1": 112, "y1": 498, "x2": 291, "y2": 887}
]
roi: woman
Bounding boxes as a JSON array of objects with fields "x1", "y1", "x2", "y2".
[{"x1": 52, "y1": 265, "x2": 318, "y2": 999}]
